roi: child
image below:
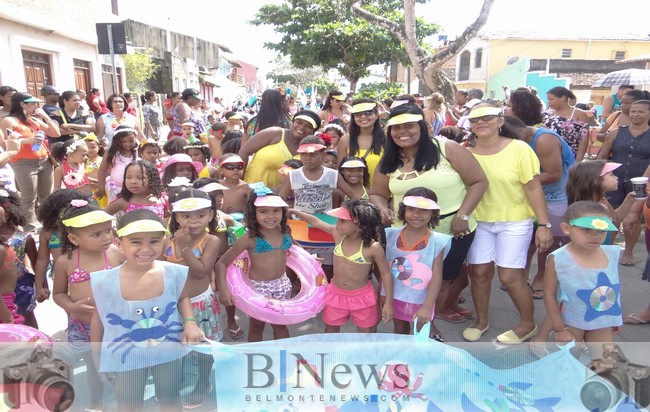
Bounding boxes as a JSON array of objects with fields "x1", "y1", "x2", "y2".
[
  {"x1": 96, "y1": 125, "x2": 138, "y2": 202},
  {"x1": 185, "y1": 141, "x2": 218, "y2": 179},
  {"x1": 181, "y1": 121, "x2": 197, "y2": 142},
  {"x1": 163, "y1": 137, "x2": 186, "y2": 157},
  {"x1": 138, "y1": 138, "x2": 162, "y2": 171},
  {"x1": 193, "y1": 178, "x2": 245, "y2": 340},
  {"x1": 216, "y1": 186, "x2": 292, "y2": 341},
  {"x1": 339, "y1": 156, "x2": 370, "y2": 201},
  {"x1": 323, "y1": 123, "x2": 345, "y2": 150},
  {"x1": 89, "y1": 209, "x2": 204, "y2": 411},
  {"x1": 51, "y1": 139, "x2": 94, "y2": 194},
  {"x1": 52, "y1": 200, "x2": 124, "y2": 411},
  {"x1": 544, "y1": 201, "x2": 622, "y2": 355},
  {"x1": 290, "y1": 200, "x2": 394, "y2": 333},
  {"x1": 0, "y1": 189, "x2": 38, "y2": 328},
  {"x1": 163, "y1": 189, "x2": 221, "y2": 409},
  {"x1": 0, "y1": 203, "x2": 21, "y2": 324},
  {"x1": 322, "y1": 150, "x2": 338, "y2": 170},
  {"x1": 218, "y1": 154, "x2": 250, "y2": 214},
  {"x1": 104, "y1": 159, "x2": 167, "y2": 219},
  {"x1": 385, "y1": 188, "x2": 451, "y2": 340},
  {"x1": 161, "y1": 153, "x2": 203, "y2": 188},
  {"x1": 208, "y1": 122, "x2": 227, "y2": 164},
  {"x1": 84, "y1": 134, "x2": 103, "y2": 184}
]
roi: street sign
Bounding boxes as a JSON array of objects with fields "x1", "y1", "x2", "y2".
[{"x1": 96, "y1": 23, "x2": 127, "y2": 55}]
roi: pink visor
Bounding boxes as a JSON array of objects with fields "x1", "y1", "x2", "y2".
[
  {"x1": 600, "y1": 162, "x2": 621, "y2": 176},
  {"x1": 219, "y1": 155, "x2": 245, "y2": 166},
  {"x1": 327, "y1": 207, "x2": 352, "y2": 220},
  {"x1": 254, "y1": 195, "x2": 288, "y2": 208},
  {"x1": 297, "y1": 143, "x2": 326, "y2": 153},
  {"x1": 402, "y1": 196, "x2": 440, "y2": 210}
]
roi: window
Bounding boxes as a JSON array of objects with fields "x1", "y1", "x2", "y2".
[
  {"x1": 475, "y1": 48, "x2": 483, "y2": 68},
  {"x1": 562, "y1": 49, "x2": 572, "y2": 58},
  {"x1": 614, "y1": 51, "x2": 626, "y2": 60},
  {"x1": 458, "y1": 50, "x2": 471, "y2": 81}
]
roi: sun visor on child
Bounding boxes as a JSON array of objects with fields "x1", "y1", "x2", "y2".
[
  {"x1": 116, "y1": 220, "x2": 170, "y2": 237},
  {"x1": 386, "y1": 113, "x2": 423, "y2": 127},
  {"x1": 297, "y1": 143, "x2": 326, "y2": 153},
  {"x1": 84, "y1": 133, "x2": 100, "y2": 143},
  {"x1": 167, "y1": 176, "x2": 192, "y2": 187},
  {"x1": 600, "y1": 162, "x2": 622, "y2": 176},
  {"x1": 569, "y1": 216, "x2": 617, "y2": 232},
  {"x1": 171, "y1": 197, "x2": 213, "y2": 212},
  {"x1": 402, "y1": 196, "x2": 440, "y2": 210},
  {"x1": 339, "y1": 159, "x2": 367, "y2": 169},
  {"x1": 327, "y1": 207, "x2": 352, "y2": 220},
  {"x1": 113, "y1": 127, "x2": 137, "y2": 138},
  {"x1": 219, "y1": 155, "x2": 245, "y2": 166},
  {"x1": 294, "y1": 115, "x2": 318, "y2": 129},
  {"x1": 467, "y1": 106, "x2": 502, "y2": 119},
  {"x1": 197, "y1": 182, "x2": 228, "y2": 193},
  {"x1": 253, "y1": 195, "x2": 288, "y2": 208},
  {"x1": 180, "y1": 121, "x2": 195, "y2": 128},
  {"x1": 62, "y1": 210, "x2": 116, "y2": 228},
  {"x1": 351, "y1": 102, "x2": 376, "y2": 113},
  {"x1": 164, "y1": 153, "x2": 204, "y2": 174}
]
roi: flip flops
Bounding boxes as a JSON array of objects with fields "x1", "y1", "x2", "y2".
[
  {"x1": 437, "y1": 312, "x2": 465, "y2": 323},
  {"x1": 455, "y1": 308, "x2": 475, "y2": 319},
  {"x1": 623, "y1": 313, "x2": 650, "y2": 325},
  {"x1": 228, "y1": 327, "x2": 245, "y2": 340},
  {"x1": 531, "y1": 289, "x2": 544, "y2": 300}
]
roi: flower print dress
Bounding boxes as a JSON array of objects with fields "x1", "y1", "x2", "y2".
[
  {"x1": 543, "y1": 108, "x2": 589, "y2": 158},
  {"x1": 7, "y1": 231, "x2": 36, "y2": 315}
]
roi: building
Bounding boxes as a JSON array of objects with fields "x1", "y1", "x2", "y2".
[{"x1": 0, "y1": 0, "x2": 125, "y2": 97}]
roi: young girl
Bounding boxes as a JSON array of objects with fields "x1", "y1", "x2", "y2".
[
  {"x1": 0, "y1": 189, "x2": 39, "y2": 328},
  {"x1": 544, "y1": 201, "x2": 622, "y2": 354},
  {"x1": 52, "y1": 200, "x2": 124, "y2": 411},
  {"x1": 163, "y1": 137, "x2": 186, "y2": 157},
  {"x1": 0, "y1": 203, "x2": 21, "y2": 324},
  {"x1": 89, "y1": 209, "x2": 204, "y2": 411},
  {"x1": 96, "y1": 125, "x2": 138, "y2": 202},
  {"x1": 161, "y1": 153, "x2": 202, "y2": 188},
  {"x1": 216, "y1": 186, "x2": 293, "y2": 341},
  {"x1": 84, "y1": 134, "x2": 104, "y2": 204},
  {"x1": 52, "y1": 139, "x2": 94, "y2": 194},
  {"x1": 323, "y1": 123, "x2": 345, "y2": 150},
  {"x1": 162, "y1": 189, "x2": 221, "y2": 408},
  {"x1": 104, "y1": 159, "x2": 167, "y2": 220},
  {"x1": 138, "y1": 138, "x2": 163, "y2": 174},
  {"x1": 322, "y1": 150, "x2": 339, "y2": 170},
  {"x1": 218, "y1": 154, "x2": 250, "y2": 214},
  {"x1": 384, "y1": 188, "x2": 451, "y2": 340},
  {"x1": 339, "y1": 156, "x2": 370, "y2": 201},
  {"x1": 185, "y1": 141, "x2": 218, "y2": 179},
  {"x1": 290, "y1": 200, "x2": 394, "y2": 333}
]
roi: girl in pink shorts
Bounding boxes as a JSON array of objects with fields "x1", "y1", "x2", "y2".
[{"x1": 290, "y1": 200, "x2": 393, "y2": 332}]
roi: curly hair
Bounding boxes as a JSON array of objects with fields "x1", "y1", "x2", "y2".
[
  {"x1": 245, "y1": 191, "x2": 290, "y2": 239},
  {"x1": 168, "y1": 189, "x2": 217, "y2": 235},
  {"x1": 343, "y1": 200, "x2": 382, "y2": 247},
  {"x1": 50, "y1": 139, "x2": 87, "y2": 163},
  {"x1": 0, "y1": 189, "x2": 26, "y2": 229},
  {"x1": 58, "y1": 201, "x2": 108, "y2": 257},
  {"x1": 349, "y1": 98, "x2": 386, "y2": 157},
  {"x1": 106, "y1": 125, "x2": 137, "y2": 167},
  {"x1": 37, "y1": 189, "x2": 90, "y2": 231},
  {"x1": 563, "y1": 200, "x2": 609, "y2": 223},
  {"x1": 509, "y1": 89, "x2": 543, "y2": 126},
  {"x1": 184, "y1": 141, "x2": 211, "y2": 163},
  {"x1": 162, "y1": 137, "x2": 186, "y2": 157},
  {"x1": 397, "y1": 187, "x2": 440, "y2": 229},
  {"x1": 339, "y1": 156, "x2": 370, "y2": 188},
  {"x1": 566, "y1": 160, "x2": 606, "y2": 204},
  {"x1": 119, "y1": 160, "x2": 164, "y2": 201}
]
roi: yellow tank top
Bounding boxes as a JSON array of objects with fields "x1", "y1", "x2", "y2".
[
  {"x1": 244, "y1": 130, "x2": 292, "y2": 188},
  {"x1": 198, "y1": 164, "x2": 211, "y2": 178},
  {"x1": 355, "y1": 148, "x2": 382, "y2": 187}
]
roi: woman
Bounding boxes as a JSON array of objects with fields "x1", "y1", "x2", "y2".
[
  {"x1": 240, "y1": 110, "x2": 321, "y2": 188},
  {"x1": 95, "y1": 93, "x2": 144, "y2": 145},
  {"x1": 597, "y1": 89, "x2": 650, "y2": 141},
  {"x1": 598, "y1": 100, "x2": 650, "y2": 266},
  {"x1": 318, "y1": 90, "x2": 350, "y2": 128},
  {"x1": 463, "y1": 102, "x2": 553, "y2": 344},
  {"x1": 141, "y1": 90, "x2": 161, "y2": 141},
  {"x1": 423, "y1": 93, "x2": 446, "y2": 137},
  {"x1": 243, "y1": 88, "x2": 292, "y2": 146},
  {"x1": 50, "y1": 90, "x2": 96, "y2": 142},
  {"x1": 336, "y1": 98, "x2": 386, "y2": 187},
  {"x1": 171, "y1": 88, "x2": 206, "y2": 139},
  {"x1": 544, "y1": 86, "x2": 596, "y2": 162},
  {"x1": 0, "y1": 93, "x2": 60, "y2": 230},
  {"x1": 370, "y1": 104, "x2": 488, "y2": 341},
  {"x1": 164, "y1": 92, "x2": 182, "y2": 130},
  {"x1": 87, "y1": 88, "x2": 109, "y2": 120}
]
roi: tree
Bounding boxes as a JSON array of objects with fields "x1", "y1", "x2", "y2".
[
  {"x1": 352, "y1": 0, "x2": 494, "y2": 99},
  {"x1": 357, "y1": 82, "x2": 404, "y2": 100},
  {"x1": 252, "y1": 0, "x2": 437, "y2": 92},
  {"x1": 123, "y1": 50, "x2": 158, "y2": 93}
]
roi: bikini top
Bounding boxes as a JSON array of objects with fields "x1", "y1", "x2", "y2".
[
  {"x1": 333, "y1": 235, "x2": 372, "y2": 265},
  {"x1": 69, "y1": 249, "x2": 112, "y2": 284},
  {"x1": 165, "y1": 232, "x2": 209, "y2": 263},
  {"x1": 254, "y1": 233, "x2": 292, "y2": 254},
  {"x1": 0, "y1": 247, "x2": 16, "y2": 271}
]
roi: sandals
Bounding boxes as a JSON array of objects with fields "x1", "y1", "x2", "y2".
[
  {"x1": 437, "y1": 312, "x2": 465, "y2": 323},
  {"x1": 183, "y1": 384, "x2": 213, "y2": 410},
  {"x1": 623, "y1": 313, "x2": 650, "y2": 325},
  {"x1": 228, "y1": 327, "x2": 245, "y2": 340}
]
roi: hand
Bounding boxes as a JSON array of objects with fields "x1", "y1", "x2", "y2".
[
  {"x1": 535, "y1": 227, "x2": 553, "y2": 252},
  {"x1": 33, "y1": 107, "x2": 49, "y2": 120},
  {"x1": 183, "y1": 322, "x2": 206, "y2": 345},
  {"x1": 413, "y1": 305, "x2": 432, "y2": 327},
  {"x1": 451, "y1": 217, "x2": 470, "y2": 239},
  {"x1": 174, "y1": 228, "x2": 193, "y2": 251},
  {"x1": 94, "y1": 188, "x2": 106, "y2": 199},
  {"x1": 378, "y1": 207, "x2": 394, "y2": 226},
  {"x1": 69, "y1": 297, "x2": 95, "y2": 320},
  {"x1": 5, "y1": 133, "x2": 20, "y2": 151},
  {"x1": 36, "y1": 286, "x2": 51, "y2": 303},
  {"x1": 381, "y1": 301, "x2": 393, "y2": 323},
  {"x1": 554, "y1": 329, "x2": 574, "y2": 343},
  {"x1": 219, "y1": 289, "x2": 235, "y2": 307}
]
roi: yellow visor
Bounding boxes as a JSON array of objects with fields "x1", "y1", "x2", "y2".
[
  {"x1": 402, "y1": 196, "x2": 440, "y2": 210},
  {"x1": 351, "y1": 102, "x2": 376, "y2": 113},
  {"x1": 340, "y1": 159, "x2": 366, "y2": 169},
  {"x1": 331, "y1": 94, "x2": 345, "y2": 101},
  {"x1": 468, "y1": 106, "x2": 502, "y2": 119},
  {"x1": 171, "y1": 197, "x2": 213, "y2": 212},
  {"x1": 294, "y1": 115, "x2": 317, "y2": 129},
  {"x1": 116, "y1": 220, "x2": 170, "y2": 237},
  {"x1": 386, "y1": 114, "x2": 423, "y2": 127},
  {"x1": 62, "y1": 210, "x2": 116, "y2": 228}
]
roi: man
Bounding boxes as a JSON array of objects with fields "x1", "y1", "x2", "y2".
[
  {"x1": 0, "y1": 86, "x2": 17, "y2": 119},
  {"x1": 211, "y1": 96, "x2": 224, "y2": 119},
  {"x1": 468, "y1": 88, "x2": 484, "y2": 101},
  {"x1": 40, "y1": 85, "x2": 60, "y2": 116},
  {"x1": 49, "y1": 90, "x2": 95, "y2": 144}
]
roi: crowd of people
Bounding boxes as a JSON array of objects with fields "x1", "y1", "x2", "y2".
[{"x1": 0, "y1": 82, "x2": 649, "y2": 410}]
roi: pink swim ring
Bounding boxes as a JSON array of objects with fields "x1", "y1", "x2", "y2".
[
  {"x1": 226, "y1": 245, "x2": 327, "y2": 325},
  {"x1": 0, "y1": 324, "x2": 52, "y2": 343}
]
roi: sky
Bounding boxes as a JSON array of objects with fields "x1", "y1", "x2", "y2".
[{"x1": 119, "y1": 0, "x2": 649, "y2": 76}]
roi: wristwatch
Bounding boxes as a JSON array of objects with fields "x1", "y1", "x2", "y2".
[
  {"x1": 456, "y1": 214, "x2": 470, "y2": 221},
  {"x1": 538, "y1": 222, "x2": 552, "y2": 229}
]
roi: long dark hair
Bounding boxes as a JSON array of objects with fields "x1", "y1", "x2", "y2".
[
  {"x1": 119, "y1": 160, "x2": 164, "y2": 201},
  {"x1": 348, "y1": 98, "x2": 385, "y2": 156},
  {"x1": 344, "y1": 200, "x2": 382, "y2": 247},
  {"x1": 8, "y1": 93, "x2": 32, "y2": 124},
  {"x1": 379, "y1": 105, "x2": 440, "y2": 174},
  {"x1": 169, "y1": 189, "x2": 217, "y2": 235},
  {"x1": 245, "y1": 192, "x2": 290, "y2": 239},
  {"x1": 321, "y1": 90, "x2": 343, "y2": 111},
  {"x1": 106, "y1": 125, "x2": 137, "y2": 167},
  {"x1": 251, "y1": 89, "x2": 291, "y2": 132}
]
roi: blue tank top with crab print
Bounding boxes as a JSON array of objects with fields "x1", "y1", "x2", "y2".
[{"x1": 90, "y1": 261, "x2": 189, "y2": 372}]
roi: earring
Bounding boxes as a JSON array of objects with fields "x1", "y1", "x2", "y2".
[{"x1": 498, "y1": 126, "x2": 502, "y2": 134}]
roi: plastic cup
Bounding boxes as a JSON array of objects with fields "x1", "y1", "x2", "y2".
[{"x1": 630, "y1": 176, "x2": 648, "y2": 200}]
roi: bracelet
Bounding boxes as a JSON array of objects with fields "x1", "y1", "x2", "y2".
[
  {"x1": 183, "y1": 317, "x2": 197, "y2": 324},
  {"x1": 555, "y1": 327, "x2": 569, "y2": 332}
]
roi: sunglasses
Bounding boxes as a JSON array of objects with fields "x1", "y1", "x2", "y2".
[
  {"x1": 222, "y1": 164, "x2": 244, "y2": 171},
  {"x1": 468, "y1": 115, "x2": 500, "y2": 124},
  {"x1": 354, "y1": 110, "x2": 375, "y2": 118}
]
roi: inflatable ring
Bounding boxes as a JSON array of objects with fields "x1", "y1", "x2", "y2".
[
  {"x1": 0, "y1": 324, "x2": 52, "y2": 343},
  {"x1": 226, "y1": 245, "x2": 327, "y2": 325}
]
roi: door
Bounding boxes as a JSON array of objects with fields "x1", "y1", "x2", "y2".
[
  {"x1": 73, "y1": 59, "x2": 92, "y2": 93},
  {"x1": 22, "y1": 50, "x2": 52, "y2": 96}
]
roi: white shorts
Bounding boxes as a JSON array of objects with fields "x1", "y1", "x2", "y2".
[{"x1": 467, "y1": 220, "x2": 533, "y2": 269}]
